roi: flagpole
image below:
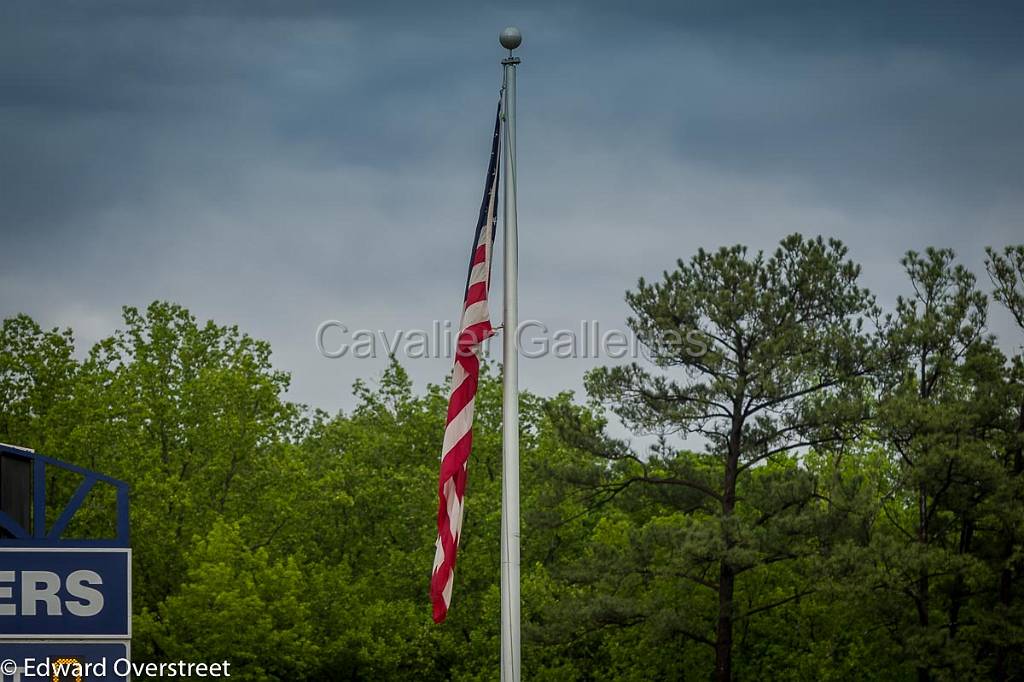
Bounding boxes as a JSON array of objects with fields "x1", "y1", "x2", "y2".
[{"x1": 499, "y1": 25, "x2": 522, "y2": 682}]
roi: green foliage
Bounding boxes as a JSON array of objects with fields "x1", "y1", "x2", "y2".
[
  {"x1": 151, "y1": 520, "x2": 316, "y2": 680},
  {"x1": 0, "y1": 313, "x2": 77, "y2": 449},
  {"x1": 1, "y1": 237, "x2": 1022, "y2": 680}
]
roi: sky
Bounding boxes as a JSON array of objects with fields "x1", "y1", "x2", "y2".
[{"x1": 2, "y1": 1, "x2": 1023, "y2": 429}]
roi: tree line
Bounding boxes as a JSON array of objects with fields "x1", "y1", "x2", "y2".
[{"x1": 1, "y1": 235, "x2": 1021, "y2": 680}]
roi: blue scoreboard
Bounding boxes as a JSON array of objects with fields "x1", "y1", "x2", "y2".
[
  {"x1": 0, "y1": 445, "x2": 131, "y2": 682},
  {"x1": 0, "y1": 549, "x2": 130, "y2": 638}
]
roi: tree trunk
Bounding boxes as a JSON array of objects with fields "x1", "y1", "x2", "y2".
[
  {"x1": 716, "y1": 561, "x2": 735, "y2": 682},
  {"x1": 715, "y1": 350, "x2": 745, "y2": 682},
  {"x1": 994, "y1": 565, "x2": 1011, "y2": 681},
  {"x1": 948, "y1": 518, "x2": 973, "y2": 641},
  {"x1": 716, "y1": 453, "x2": 738, "y2": 682},
  {"x1": 917, "y1": 482, "x2": 930, "y2": 682}
]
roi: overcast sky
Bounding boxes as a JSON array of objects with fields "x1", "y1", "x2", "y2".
[{"x1": 2, "y1": 1, "x2": 1022, "y2": 423}]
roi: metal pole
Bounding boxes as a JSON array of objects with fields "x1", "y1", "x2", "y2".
[{"x1": 499, "y1": 25, "x2": 522, "y2": 682}]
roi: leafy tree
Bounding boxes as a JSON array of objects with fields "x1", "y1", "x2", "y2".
[
  {"x1": 872, "y1": 249, "x2": 1003, "y2": 681},
  {"x1": 555, "y1": 235, "x2": 876, "y2": 680},
  {"x1": 984, "y1": 245, "x2": 1024, "y2": 679},
  {"x1": 150, "y1": 520, "x2": 316, "y2": 680},
  {"x1": 0, "y1": 314, "x2": 77, "y2": 449},
  {"x1": 66, "y1": 303, "x2": 301, "y2": 613}
]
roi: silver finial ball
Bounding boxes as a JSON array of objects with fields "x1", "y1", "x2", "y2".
[{"x1": 499, "y1": 26, "x2": 522, "y2": 50}]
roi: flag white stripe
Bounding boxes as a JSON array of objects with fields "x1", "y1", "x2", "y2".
[{"x1": 442, "y1": 398, "x2": 475, "y2": 459}]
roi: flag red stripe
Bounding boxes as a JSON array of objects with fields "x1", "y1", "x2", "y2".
[
  {"x1": 465, "y1": 281, "x2": 489, "y2": 308},
  {"x1": 445, "y1": 359, "x2": 480, "y2": 425}
]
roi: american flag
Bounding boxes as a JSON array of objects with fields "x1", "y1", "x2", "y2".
[{"x1": 431, "y1": 106, "x2": 501, "y2": 623}]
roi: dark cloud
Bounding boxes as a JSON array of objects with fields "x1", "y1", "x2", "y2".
[{"x1": 1, "y1": 1, "x2": 1022, "y2": 421}]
